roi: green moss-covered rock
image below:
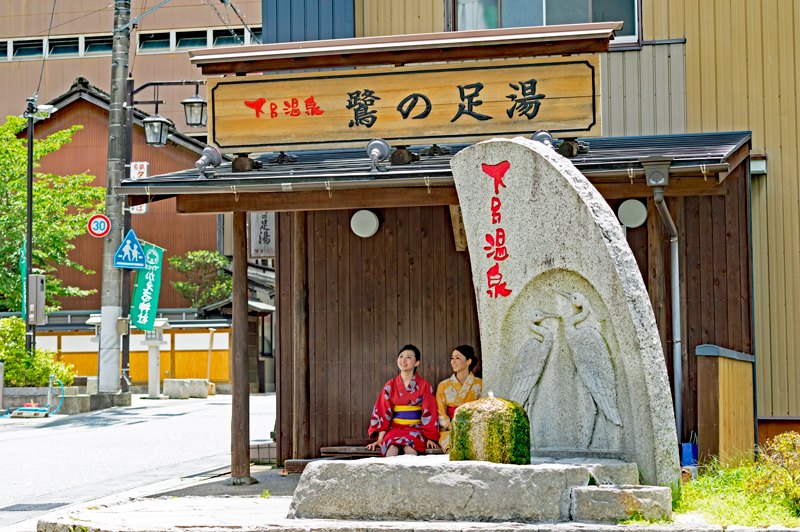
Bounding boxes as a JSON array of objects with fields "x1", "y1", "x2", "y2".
[{"x1": 449, "y1": 396, "x2": 531, "y2": 465}]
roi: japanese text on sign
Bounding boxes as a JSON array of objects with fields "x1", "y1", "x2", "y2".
[
  {"x1": 208, "y1": 57, "x2": 600, "y2": 153},
  {"x1": 482, "y1": 161, "x2": 512, "y2": 299}
]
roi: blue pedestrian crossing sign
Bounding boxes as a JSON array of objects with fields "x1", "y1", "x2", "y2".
[{"x1": 114, "y1": 230, "x2": 146, "y2": 269}]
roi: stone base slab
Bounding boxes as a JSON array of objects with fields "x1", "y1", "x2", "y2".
[
  {"x1": 36, "y1": 496, "x2": 736, "y2": 532},
  {"x1": 571, "y1": 485, "x2": 673, "y2": 523},
  {"x1": 89, "y1": 392, "x2": 132, "y2": 410}
]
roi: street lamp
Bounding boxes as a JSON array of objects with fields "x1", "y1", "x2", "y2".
[
  {"x1": 181, "y1": 87, "x2": 208, "y2": 128},
  {"x1": 142, "y1": 113, "x2": 172, "y2": 147}
]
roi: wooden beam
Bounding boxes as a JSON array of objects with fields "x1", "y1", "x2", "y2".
[
  {"x1": 176, "y1": 187, "x2": 460, "y2": 214},
  {"x1": 717, "y1": 144, "x2": 750, "y2": 183},
  {"x1": 592, "y1": 180, "x2": 726, "y2": 199},
  {"x1": 648, "y1": 197, "x2": 668, "y2": 365},
  {"x1": 199, "y1": 40, "x2": 610, "y2": 76},
  {"x1": 229, "y1": 211, "x2": 255, "y2": 482},
  {"x1": 292, "y1": 211, "x2": 311, "y2": 460}
]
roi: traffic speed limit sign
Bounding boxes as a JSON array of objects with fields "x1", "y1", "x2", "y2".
[{"x1": 87, "y1": 214, "x2": 111, "y2": 238}]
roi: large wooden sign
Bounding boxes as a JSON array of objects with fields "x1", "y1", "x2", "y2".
[{"x1": 209, "y1": 56, "x2": 600, "y2": 153}]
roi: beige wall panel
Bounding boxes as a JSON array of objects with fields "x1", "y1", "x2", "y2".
[
  {"x1": 598, "y1": 43, "x2": 687, "y2": 138},
  {"x1": 718, "y1": 358, "x2": 755, "y2": 462},
  {"x1": 639, "y1": 0, "x2": 800, "y2": 417},
  {"x1": 356, "y1": 0, "x2": 443, "y2": 37}
]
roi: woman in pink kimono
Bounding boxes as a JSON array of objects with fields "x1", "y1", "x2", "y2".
[{"x1": 366, "y1": 345, "x2": 440, "y2": 456}]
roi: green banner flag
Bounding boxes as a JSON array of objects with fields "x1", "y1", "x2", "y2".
[
  {"x1": 19, "y1": 242, "x2": 26, "y2": 321},
  {"x1": 131, "y1": 244, "x2": 164, "y2": 332}
]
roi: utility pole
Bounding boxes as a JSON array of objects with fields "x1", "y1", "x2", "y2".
[
  {"x1": 98, "y1": 0, "x2": 131, "y2": 394},
  {"x1": 24, "y1": 97, "x2": 36, "y2": 354}
]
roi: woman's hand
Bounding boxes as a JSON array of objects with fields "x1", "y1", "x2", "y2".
[
  {"x1": 365, "y1": 441, "x2": 381, "y2": 451},
  {"x1": 426, "y1": 439, "x2": 440, "y2": 449}
]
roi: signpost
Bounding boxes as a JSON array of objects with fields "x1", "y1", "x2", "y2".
[
  {"x1": 114, "y1": 230, "x2": 146, "y2": 269},
  {"x1": 87, "y1": 214, "x2": 111, "y2": 238},
  {"x1": 130, "y1": 162, "x2": 149, "y2": 214},
  {"x1": 249, "y1": 212, "x2": 275, "y2": 259},
  {"x1": 130, "y1": 244, "x2": 164, "y2": 332},
  {"x1": 208, "y1": 56, "x2": 600, "y2": 153}
]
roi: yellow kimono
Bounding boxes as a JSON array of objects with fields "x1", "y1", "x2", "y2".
[{"x1": 436, "y1": 373, "x2": 483, "y2": 452}]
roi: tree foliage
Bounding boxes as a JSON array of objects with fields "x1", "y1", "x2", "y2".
[
  {"x1": 0, "y1": 116, "x2": 105, "y2": 311},
  {"x1": 751, "y1": 432, "x2": 800, "y2": 515},
  {"x1": 0, "y1": 317, "x2": 76, "y2": 387},
  {"x1": 168, "y1": 250, "x2": 232, "y2": 308}
]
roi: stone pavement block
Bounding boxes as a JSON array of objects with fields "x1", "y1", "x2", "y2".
[
  {"x1": 288, "y1": 454, "x2": 589, "y2": 522},
  {"x1": 570, "y1": 485, "x2": 672, "y2": 523},
  {"x1": 555, "y1": 458, "x2": 640, "y2": 485},
  {"x1": 163, "y1": 380, "x2": 190, "y2": 399},
  {"x1": 187, "y1": 379, "x2": 208, "y2": 398}
]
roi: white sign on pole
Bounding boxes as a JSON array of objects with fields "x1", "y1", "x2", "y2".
[
  {"x1": 249, "y1": 212, "x2": 275, "y2": 258},
  {"x1": 130, "y1": 161, "x2": 149, "y2": 214}
]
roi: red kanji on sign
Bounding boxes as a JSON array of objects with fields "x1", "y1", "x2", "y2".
[
  {"x1": 484, "y1": 228, "x2": 508, "y2": 261},
  {"x1": 482, "y1": 160, "x2": 511, "y2": 195},
  {"x1": 486, "y1": 263, "x2": 512, "y2": 298},
  {"x1": 491, "y1": 197, "x2": 502, "y2": 223},
  {"x1": 244, "y1": 98, "x2": 266, "y2": 118},
  {"x1": 284, "y1": 98, "x2": 300, "y2": 116},
  {"x1": 305, "y1": 96, "x2": 324, "y2": 115},
  {"x1": 270, "y1": 102, "x2": 278, "y2": 118}
]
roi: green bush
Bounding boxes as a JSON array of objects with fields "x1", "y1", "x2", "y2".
[
  {"x1": 750, "y1": 432, "x2": 800, "y2": 515},
  {"x1": 0, "y1": 316, "x2": 75, "y2": 387}
]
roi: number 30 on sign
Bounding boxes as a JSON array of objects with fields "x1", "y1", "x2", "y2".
[{"x1": 87, "y1": 214, "x2": 111, "y2": 238}]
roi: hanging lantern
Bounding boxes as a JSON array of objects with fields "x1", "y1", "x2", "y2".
[
  {"x1": 181, "y1": 86, "x2": 208, "y2": 128},
  {"x1": 143, "y1": 114, "x2": 171, "y2": 147}
]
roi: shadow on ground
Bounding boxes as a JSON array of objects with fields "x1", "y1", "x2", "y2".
[{"x1": 149, "y1": 468, "x2": 301, "y2": 498}]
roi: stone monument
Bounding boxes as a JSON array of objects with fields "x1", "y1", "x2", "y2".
[{"x1": 450, "y1": 137, "x2": 680, "y2": 489}]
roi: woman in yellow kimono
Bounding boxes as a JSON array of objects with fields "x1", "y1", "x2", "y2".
[{"x1": 436, "y1": 345, "x2": 482, "y2": 452}]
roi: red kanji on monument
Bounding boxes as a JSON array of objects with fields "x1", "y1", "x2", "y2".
[
  {"x1": 486, "y1": 263, "x2": 512, "y2": 298},
  {"x1": 491, "y1": 196, "x2": 502, "y2": 223},
  {"x1": 284, "y1": 98, "x2": 301, "y2": 116},
  {"x1": 244, "y1": 98, "x2": 266, "y2": 118},
  {"x1": 482, "y1": 160, "x2": 510, "y2": 195},
  {"x1": 270, "y1": 102, "x2": 278, "y2": 118},
  {"x1": 304, "y1": 96, "x2": 324, "y2": 115},
  {"x1": 484, "y1": 228, "x2": 508, "y2": 261}
]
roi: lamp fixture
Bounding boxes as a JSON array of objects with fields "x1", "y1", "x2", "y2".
[
  {"x1": 350, "y1": 210, "x2": 380, "y2": 238},
  {"x1": 181, "y1": 86, "x2": 208, "y2": 128},
  {"x1": 366, "y1": 138, "x2": 390, "y2": 173},
  {"x1": 143, "y1": 114, "x2": 171, "y2": 147}
]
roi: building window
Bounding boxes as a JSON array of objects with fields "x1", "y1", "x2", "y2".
[
  {"x1": 49, "y1": 38, "x2": 79, "y2": 57},
  {"x1": 13, "y1": 41, "x2": 43, "y2": 59},
  {"x1": 0, "y1": 42, "x2": 7, "y2": 61},
  {"x1": 456, "y1": 0, "x2": 637, "y2": 41},
  {"x1": 250, "y1": 27, "x2": 262, "y2": 45},
  {"x1": 176, "y1": 30, "x2": 207, "y2": 50},
  {"x1": 139, "y1": 32, "x2": 171, "y2": 52},
  {"x1": 213, "y1": 28, "x2": 244, "y2": 47},
  {"x1": 84, "y1": 35, "x2": 113, "y2": 54}
]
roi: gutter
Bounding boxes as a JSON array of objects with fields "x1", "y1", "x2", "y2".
[{"x1": 116, "y1": 162, "x2": 729, "y2": 196}]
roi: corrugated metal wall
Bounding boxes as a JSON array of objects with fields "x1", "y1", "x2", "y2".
[
  {"x1": 642, "y1": 0, "x2": 800, "y2": 418},
  {"x1": 34, "y1": 98, "x2": 217, "y2": 311},
  {"x1": 262, "y1": 0, "x2": 355, "y2": 42},
  {"x1": 598, "y1": 43, "x2": 687, "y2": 137},
  {"x1": 355, "y1": 0, "x2": 444, "y2": 37}
]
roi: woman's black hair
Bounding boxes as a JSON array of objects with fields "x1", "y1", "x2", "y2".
[
  {"x1": 399, "y1": 344, "x2": 421, "y2": 373},
  {"x1": 454, "y1": 344, "x2": 478, "y2": 372}
]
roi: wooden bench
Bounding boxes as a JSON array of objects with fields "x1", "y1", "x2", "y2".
[{"x1": 284, "y1": 438, "x2": 444, "y2": 474}]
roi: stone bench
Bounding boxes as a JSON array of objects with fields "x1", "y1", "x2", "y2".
[{"x1": 162, "y1": 379, "x2": 209, "y2": 399}]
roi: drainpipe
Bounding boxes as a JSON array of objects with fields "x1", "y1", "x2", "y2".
[{"x1": 641, "y1": 156, "x2": 683, "y2": 443}]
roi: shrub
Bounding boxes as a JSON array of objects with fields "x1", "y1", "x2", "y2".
[
  {"x1": 750, "y1": 432, "x2": 800, "y2": 515},
  {"x1": 0, "y1": 316, "x2": 75, "y2": 387},
  {"x1": 168, "y1": 250, "x2": 232, "y2": 308}
]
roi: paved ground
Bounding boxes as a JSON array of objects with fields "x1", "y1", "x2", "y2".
[{"x1": 0, "y1": 393, "x2": 276, "y2": 530}]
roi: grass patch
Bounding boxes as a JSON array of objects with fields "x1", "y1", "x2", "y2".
[
  {"x1": 675, "y1": 461, "x2": 800, "y2": 527},
  {"x1": 618, "y1": 511, "x2": 672, "y2": 525}
]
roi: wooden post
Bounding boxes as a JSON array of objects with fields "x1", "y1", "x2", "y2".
[
  {"x1": 292, "y1": 211, "x2": 311, "y2": 459},
  {"x1": 225, "y1": 211, "x2": 257, "y2": 485},
  {"x1": 647, "y1": 197, "x2": 668, "y2": 363}
]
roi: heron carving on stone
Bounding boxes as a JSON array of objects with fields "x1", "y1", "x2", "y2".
[
  {"x1": 508, "y1": 310, "x2": 559, "y2": 415},
  {"x1": 553, "y1": 289, "x2": 623, "y2": 448}
]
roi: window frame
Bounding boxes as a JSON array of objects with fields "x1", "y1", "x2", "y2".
[
  {"x1": 11, "y1": 39, "x2": 44, "y2": 61},
  {"x1": 451, "y1": 0, "x2": 641, "y2": 45},
  {"x1": 137, "y1": 31, "x2": 172, "y2": 54},
  {"x1": 83, "y1": 34, "x2": 114, "y2": 56},
  {"x1": 48, "y1": 37, "x2": 80, "y2": 58}
]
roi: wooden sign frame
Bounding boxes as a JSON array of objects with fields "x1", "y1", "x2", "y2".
[{"x1": 209, "y1": 56, "x2": 600, "y2": 153}]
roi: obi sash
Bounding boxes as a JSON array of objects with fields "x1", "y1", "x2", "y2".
[
  {"x1": 392, "y1": 405, "x2": 422, "y2": 425},
  {"x1": 447, "y1": 406, "x2": 458, "y2": 420}
]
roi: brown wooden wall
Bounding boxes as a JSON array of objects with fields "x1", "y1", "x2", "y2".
[
  {"x1": 274, "y1": 167, "x2": 752, "y2": 461},
  {"x1": 34, "y1": 98, "x2": 217, "y2": 310},
  {"x1": 275, "y1": 206, "x2": 480, "y2": 463},
  {"x1": 615, "y1": 165, "x2": 753, "y2": 444}
]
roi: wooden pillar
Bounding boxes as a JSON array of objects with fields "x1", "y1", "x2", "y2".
[
  {"x1": 647, "y1": 197, "x2": 668, "y2": 363},
  {"x1": 292, "y1": 211, "x2": 311, "y2": 459},
  {"x1": 226, "y1": 210, "x2": 257, "y2": 484}
]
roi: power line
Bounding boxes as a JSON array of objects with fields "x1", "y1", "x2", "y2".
[
  {"x1": 201, "y1": 0, "x2": 242, "y2": 45},
  {"x1": 27, "y1": 3, "x2": 114, "y2": 38},
  {"x1": 35, "y1": 0, "x2": 58, "y2": 99}
]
